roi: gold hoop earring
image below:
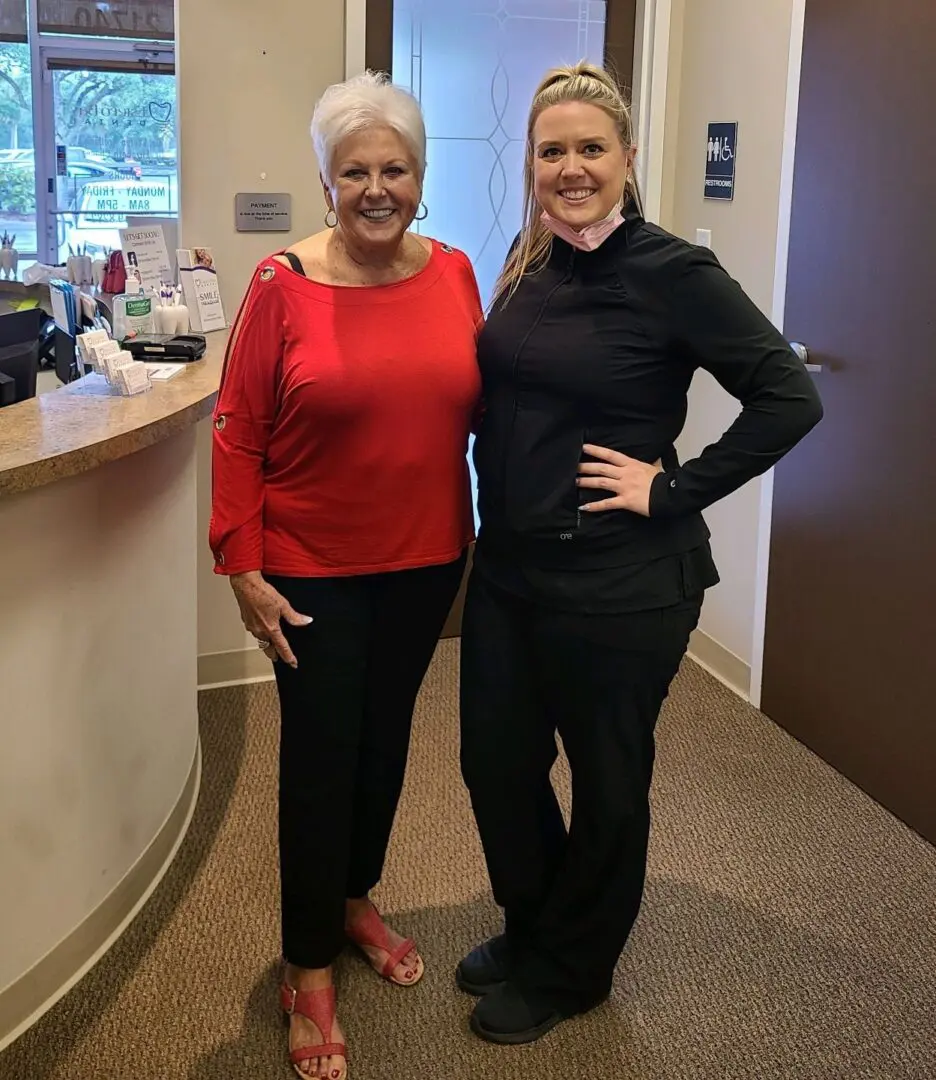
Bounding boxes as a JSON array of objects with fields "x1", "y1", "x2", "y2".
[
  {"x1": 324, "y1": 208, "x2": 338, "y2": 229},
  {"x1": 414, "y1": 202, "x2": 428, "y2": 222}
]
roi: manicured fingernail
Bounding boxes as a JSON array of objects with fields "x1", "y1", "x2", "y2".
[{"x1": 301, "y1": 615, "x2": 313, "y2": 624}]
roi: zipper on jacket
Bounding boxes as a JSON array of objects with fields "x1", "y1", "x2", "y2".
[{"x1": 502, "y1": 251, "x2": 576, "y2": 521}]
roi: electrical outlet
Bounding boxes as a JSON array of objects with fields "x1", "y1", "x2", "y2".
[{"x1": 696, "y1": 228, "x2": 712, "y2": 248}]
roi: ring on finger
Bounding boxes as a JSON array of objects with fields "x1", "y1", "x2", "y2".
[{"x1": 255, "y1": 637, "x2": 271, "y2": 649}]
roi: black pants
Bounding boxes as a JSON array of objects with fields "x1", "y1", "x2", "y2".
[
  {"x1": 459, "y1": 569, "x2": 701, "y2": 1010},
  {"x1": 269, "y1": 552, "x2": 466, "y2": 970}
]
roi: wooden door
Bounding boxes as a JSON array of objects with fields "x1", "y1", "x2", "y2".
[{"x1": 763, "y1": 0, "x2": 936, "y2": 841}]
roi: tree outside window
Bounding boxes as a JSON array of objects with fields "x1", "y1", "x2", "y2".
[{"x1": 0, "y1": 42, "x2": 35, "y2": 255}]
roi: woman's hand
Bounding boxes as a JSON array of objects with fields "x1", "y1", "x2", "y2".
[
  {"x1": 229, "y1": 571, "x2": 313, "y2": 668},
  {"x1": 577, "y1": 444, "x2": 663, "y2": 518}
]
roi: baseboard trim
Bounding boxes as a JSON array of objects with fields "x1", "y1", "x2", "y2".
[
  {"x1": 201, "y1": 628, "x2": 749, "y2": 702},
  {"x1": 0, "y1": 740, "x2": 202, "y2": 1051},
  {"x1": 199, "y1": 629, "x2": 752, "y2": 700},
  {"x1": 687, "y1": 628, "x2": 751, "y2": 700},
  {"x1": 197, "y1": 647, "x2": 275, "y2": 689}
]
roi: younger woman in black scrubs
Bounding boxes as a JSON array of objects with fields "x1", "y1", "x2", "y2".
[{"x1": 457, "y1": 61, "x2": 822, "y2": 1045}]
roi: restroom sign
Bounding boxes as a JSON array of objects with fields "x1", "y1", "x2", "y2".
[{"x1": 705, "y1": 122, "x2": 737, "y2": 201}]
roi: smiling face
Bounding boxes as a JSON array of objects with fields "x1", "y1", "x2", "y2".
[
  {"x1": 324, "y1": 125, "x2": 422, "y2": 255},
  {"x1": 532, "y1": 101, "x2": 632, "y2": 230}
]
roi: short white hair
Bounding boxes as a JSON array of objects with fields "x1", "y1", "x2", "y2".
[{"x1": 311, "y1": 70, "x2": 427, "y2": 183}]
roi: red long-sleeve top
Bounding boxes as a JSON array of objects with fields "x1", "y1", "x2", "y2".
[{"x1": 209, "y1": 240, "x2": 482, "y2": 577}]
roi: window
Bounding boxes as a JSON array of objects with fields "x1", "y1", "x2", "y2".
[
  {"x1": 0, "y1": 1, "x2": 175, "y2": 270},
  {"x1": 0, "y1": 22, "x2": 35, "y2": 261},
  {"x1": 0, "y1": 0, "x2": 27, "y2": 42},
  {"x1": 51, "y1": 62, "x2": 176, "y2": 259},
  {"x1": 39, "y1": 0, "x2": 173, "y2": 42}
]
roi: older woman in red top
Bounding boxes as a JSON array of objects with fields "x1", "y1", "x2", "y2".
[{"x1": 209, "y1": 71, "x2": 481, "y2": 1079}]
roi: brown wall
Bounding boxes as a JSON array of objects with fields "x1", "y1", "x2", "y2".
[
  {"x1": 365, "y1": 0, "x2": 393, "y2": 72},
  {"x1": 607, "y1": 0, "x2": 637, "y2": 93}
]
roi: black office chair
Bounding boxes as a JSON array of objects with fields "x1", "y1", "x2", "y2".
[
  {"x1": 0, "y1": 339, "x2": 39, "y2": 406},
  {"x1": 0, "y1": 307, "x2": 43, "y2": 348},
  {"x1": 0, "y1": 308, "x2": 50, "y2": 406},
  {"x1": 0, "y1": 307, "x2": 56, "y2": 366}
]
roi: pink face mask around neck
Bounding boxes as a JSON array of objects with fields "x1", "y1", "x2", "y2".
[{"x1": 540, "y1": 199, "x2": 625, "y2": 252}]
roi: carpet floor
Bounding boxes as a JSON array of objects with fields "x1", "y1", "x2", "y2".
[{"x1": 2, "y1": 641, "x2": 935, "y2": 1079}]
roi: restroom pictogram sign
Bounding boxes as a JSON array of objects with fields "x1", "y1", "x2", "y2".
[{"x1": 705, "y1": 122, "x2": 738, "y2": 201}]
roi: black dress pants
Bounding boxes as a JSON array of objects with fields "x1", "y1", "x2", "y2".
[
  {"x1": 459, "y1": 568, "x2": 701, "y2": 1010},
  {"x1": 269, "y1": 552, "x2": 465, "y2": 970}
]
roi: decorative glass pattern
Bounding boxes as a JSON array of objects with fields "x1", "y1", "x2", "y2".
[
  {"x1": 393, "y1": 0, "x2": 606, "y2": 308},
  {"x1": 393, "y1": 2, "x2": 605, "y2": 527}
]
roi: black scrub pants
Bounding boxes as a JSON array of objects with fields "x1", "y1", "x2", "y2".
[{"x1": 459, "y1": 567, "x2": 701, "y2": 1011}]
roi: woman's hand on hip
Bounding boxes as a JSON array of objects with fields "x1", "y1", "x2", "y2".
[
  {"x1": 229, "y1": 571, "x2": 313, "y2": 668},
  {"x1": 577, "y1": 444, "x2": 663, "y2": 518}
]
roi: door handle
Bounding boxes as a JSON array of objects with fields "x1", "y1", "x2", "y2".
[{"x1": 789, "y1": 341, "x2": 822, "y2": 373}]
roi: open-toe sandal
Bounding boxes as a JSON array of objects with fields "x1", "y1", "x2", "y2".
[
  {"x1": 345, "y1": 905, "x2": 424, "y2": 987},
  {"x1": 281, "y1": 982, "x2": 348, "y2": 1079}
]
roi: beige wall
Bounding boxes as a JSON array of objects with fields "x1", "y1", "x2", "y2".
[
  {"x1": 663, "y1": 0, "x2": 796, "y2": 678},
  {"x1": 177, "y1": 0, "x2": 346, "y2": 673}
]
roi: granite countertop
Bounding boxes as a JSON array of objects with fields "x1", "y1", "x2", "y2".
[{"x1": 0, "y1": 330, "x2": 228, "y2": 497}]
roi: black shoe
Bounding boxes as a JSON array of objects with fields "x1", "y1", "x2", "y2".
[
  {"x1": 469, "y1": 981, "x2": 565, "y2": 1045},
  {"x1": 470, "y1": 980, "x2": 608, "y2": 1045},
  {"x1": 455, "y1": 934, "x2": 512, "y2": 996}
]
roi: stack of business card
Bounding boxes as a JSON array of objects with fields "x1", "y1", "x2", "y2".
[
  {"x1": 99, "y1": 350, "x2": 150, "y2": 395},
  {"x1": 76, "y1": 328, "x2": 152, "y2": 395},
  {"x1": 113, "y1": 358, "x2": 151, "y2": 396}
]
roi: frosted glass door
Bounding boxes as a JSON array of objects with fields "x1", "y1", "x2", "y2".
[
  {"x1": 392, "y1": 0, "x2": 607, "y2": 308},
  {"x1": 393, "y1": 1, "x2": 606, "y2": 527}
]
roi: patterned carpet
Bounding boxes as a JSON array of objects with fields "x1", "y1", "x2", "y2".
[{"x1": 2, "y1": 640, "x2": 935, "y2": 1079}]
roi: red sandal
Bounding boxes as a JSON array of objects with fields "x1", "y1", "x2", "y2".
[
  {"x1": 281, "y1": 982, "x2": 348, "y2": 1079},
  {"x1": 345, "y1": 904, "x2": 425, "y2": 987}
]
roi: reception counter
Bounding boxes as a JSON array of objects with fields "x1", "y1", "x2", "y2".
[{"x1": 0, "y1": 332, "x2": 227, "y2": 1048}]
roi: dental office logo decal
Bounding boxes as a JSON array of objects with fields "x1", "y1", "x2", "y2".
[
  {"x1": 76, "y1": 100, "x2": 174, "y2": 130},
  {"x1": 704, "y1": 122, "x2": 738, "y2": 201},
  {"x1": 149, "y1": 102, "x2": 173, "y2": 125}
]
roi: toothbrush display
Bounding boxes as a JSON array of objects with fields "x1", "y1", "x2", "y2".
[{"x1": 0, "y1": 232, "x2": 19, "y2": 279}]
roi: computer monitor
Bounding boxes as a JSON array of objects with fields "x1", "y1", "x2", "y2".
[{"x1": 54, "y1": 327, "x2": 78, "y2": 385}]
